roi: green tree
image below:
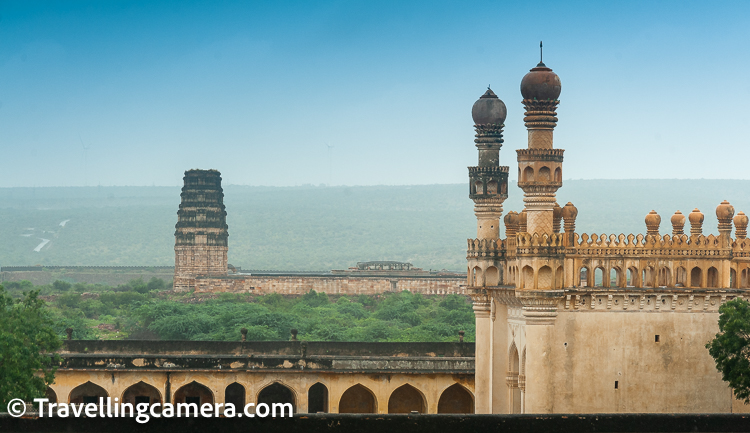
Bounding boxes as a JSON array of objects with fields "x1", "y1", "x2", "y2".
[
  {"x1": 0, "y1": 285, "x2": 61, "y2": 407},
  {"x1": 707, "y1": 298, "x2": 750, "y2": 403}
]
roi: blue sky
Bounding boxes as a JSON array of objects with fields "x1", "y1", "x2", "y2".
[{"x1": 1, "y1": 0, "x2": 748, "y2": 187}]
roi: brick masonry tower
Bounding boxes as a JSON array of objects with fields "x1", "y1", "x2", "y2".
[{"x1": 173, "y1": 169, "x2": 229, "y2": 291}]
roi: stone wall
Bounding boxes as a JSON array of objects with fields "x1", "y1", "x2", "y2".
[
  {"x1": 194, "y1": 275, "x2": 466, "y2": 296},
  {"x1": 0, "y1": 267, "x2": 174, "y2": 286}
]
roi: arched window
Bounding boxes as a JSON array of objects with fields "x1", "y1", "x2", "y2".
[
  {"x1": 69, "y1": 381, "x2": 108, "y2": 405},
  {"x1": 225, "y1": 383, "x2": 245, "y2": 410},
  {"x1": 538, "y1": 166, "x2": 551, "y2": 181},
  {"x1": 522, "y1": 266, "x2": 534, "y2": 289},
  {"x1": 308, "y1": 383, "x2": 328, "y2": 413},
  {"x1": 522, "y1": 166, "x2": 534, "y2": 182},
  {"x1": 174, "y1": 381, "x2": 213, "y2": 406},
  {"x1": 508, "y1": 344, "x2": 521, "y2": 414},
  {"x1": 690, "y1": 267, "x2": 702, "y2": 288},
  {"x1": 627, "y1": 267, "x2": 637, "y2": 288},
  {"x1": 487, "y1": 180, "x2": 498, "y2": 194},
  {"x1": 579, "y1": 267, "x2": 589, "y2": 287},
  {"x1": 742, "y1": 269, "x2": 749, "y2": 289},
  {"x1": 122, "y1": 381, "x2": 162, "y2": 408},
  {"x1": 387, "y1": 384, "x2": 426, "y2": 414},
  {"x1": 658, "y1": 267, "x2": 671, "y2": 287},
  {"x1": 554, "y1": 167, "x2": 562, "y2": 182},
  {"x1": 610, "y1": 267, "x2": 622, "y2": 288},
  {"x1": 46, "y1": 387, "x2": 57, "y2": 404},
  {"x1": 437, "y1": 384, "x2": 474, "y2": 414},
  {"x1": 555, "y1": 266, "x2": 564, "y2": 289},
  {"x1": 707, "y1": 267, "x2": 719, "y2": 288},
  {"x1": 339, "y1": 384, "x2": 376, "y2": 413},
  {"x1": 594, "y1": 267, "x2": 605, "y2": 287},
  {"x1": 731, "y1": 268, "x2": 738, "y2": 289},
  {"x1": 486, "y1": 266, "x2": 500, "y2": 286},
  {"x1": 676, "y1": 267, "x2": 687, "y2": 287},
  {"x1": 258, "y1": 383, "x2": 295, "y2": 414},
  {"x1": 537, "y1": 266, "x2": 552, "y2": 290}
]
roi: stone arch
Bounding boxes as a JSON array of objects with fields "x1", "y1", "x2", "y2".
[
  {"x1": 676, "y1": 267, "x2": 687, "y2": 287},
  {"x1": 707, "y1": 266, "x2": 719, "y2": 288},
  {"x1": 174, "y1": 381, "x2": 214, "y2": 405},
  {"x1": 538, "y1": 166, "x2": 551, "y2": 181},
  {"x1": 487, "y1": 180, "x2": 498, "y2": 194},
  {"x1": 486, "y1": 266, "x2": 500, "y2": 286},
  {"x1": 555, "y1": 265, "x2": 564, "y2": 289},
  {"x1": 46, "y1": 387, "x2": 57, "y2": 404},
  {"x1": 642, "y1": 266, "x2": 655, "y2": 288},
  {"x1": 122, "y1": 381, "x2": 162, "y2": 407},
  {"x1": 339, "y1": 384, "x2": 376, "y2": 413},
  {"x1": 471, "y1": 266, "x2": 481, "y2": 286},
  {"x1": 610, "y1": 267, "x2": 622, "y2": 288},
  {"x1": 554, "y1": 167, "x2": 562, "y2": 182},
  {"x1": 626, "y1": 266, "x2": 637, "y2": 287},
  {"x1": 437, "y1": 384, "x2": 474, "y2": 414},
  {"x1": 473, "y1": 180, "x2": 483, "y2": 195},
  {"x1": 522, "y1": 266, "x2": 534, "y2": 289},
  {"x1": 522, "y1": 166, "x2": 534, "y2": 182},
  {"x1": 537, "y1": 265, "x2": 552, "y2": 290},
  {"x1": 742, "y1": 268, "x2": 749, "y2": 289},
  {"x1": 594, "y1": 266, "x2": 605, "y2": 287},
  {"x1": 690, "y1": 267, "x2": 702, "y2": 288},
  {"x1": 731, "y1": 268, "x2": 738, "y2": 289},
  {"x1": 308, "y1": 382, "x2": 328, "y2": 413},
  {"x1": 69, "y1": 381, "x2": 108, "y2": 405},
  {"x1": 258, "y1": 382, "x2": 296, "y2": 413},
  {"x1": 508, "y1": 343, "x2": 521, "y2": 414},
  {"x1": 658, "y1": 267, "x2": 671, "y2": 287},
  {"x1": 387, "y1": 384, "x2": 426, "y2": 414},
  {"x1": 579, "y1": 267, "x2": 589, "y2": 287},
  {"x1": 225, "y1": 382, "x2": 245, "y2": 409}
]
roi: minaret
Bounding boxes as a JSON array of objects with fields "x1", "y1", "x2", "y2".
[
  {"x1": 467, "y1": 88, "x2": 509, "y2": 415},
  {"x1": 173, "y1": 169, "x2": 229, "y2": 291},
  {"x1": 517, "y1": 51, "x2": 563, "y2": 237},
  {"x1": 468, "y1": 88, "x2": 509, "y2": 286}
]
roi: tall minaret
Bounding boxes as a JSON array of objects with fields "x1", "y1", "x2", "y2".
[
  {"x1": 514, "y1": 47, "x2": 564, "y2": 293},
  {"x1": 517, "y1": 49, "x2": 563, "y2": 237},
  {"x1": 468, "y1": 88, "x2": 509, "y2": 287},
  {"x1": 173, "y1": 169, "x2": 229, "y2": 291},
  {"x1": 467, "y1": 88, "x2": 509, "y2": 415}
]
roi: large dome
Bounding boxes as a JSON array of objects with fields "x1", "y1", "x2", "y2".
[
  {"x1": 520, "y1": 62, "x2": 561, "y2": 101},
  {"x1": 471, "y1": 88, "x2": 507, "y2": 125}
]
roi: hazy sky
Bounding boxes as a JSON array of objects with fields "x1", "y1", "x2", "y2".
[{"x1": 1, "y1": 0, "x2": 748, "y2": 187}]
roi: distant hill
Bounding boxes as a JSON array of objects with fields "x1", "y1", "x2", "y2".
[{"x1": 1, "y1": 180, "x2": 748, "y2": 271}]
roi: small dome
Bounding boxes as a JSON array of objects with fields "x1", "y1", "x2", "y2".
[
  {"x1": 504, "y1": 211, "x2": 519, "y2": 226},
  {"x1": 561, "y1": 202, "x2": 578, "y2": 220},
  {"x1": 716, "y1": 200, "x2": 735, "y2": 220},
  {"x1": 688, "y1": 208, "x2": 704, "y2": 225},
  {"x1": 472, "y1": 88, "x2": 507, "y2": 125},
  {"x1": 671, "y1": 210, "x2": 685, "y2": 227},
  {"x1": 645, "y1": 210, "x2": 661, "y2": 226},
  {"x1": 520, "y1": 62, "x2": 561, "y2": 101},
  {"x1": 734, "y1": 211, "x2": 748, "y2": 227}
]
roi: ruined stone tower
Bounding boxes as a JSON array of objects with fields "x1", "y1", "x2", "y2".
[{"x1": 173, "y1": 169, "x2": 229, "y2": 291}]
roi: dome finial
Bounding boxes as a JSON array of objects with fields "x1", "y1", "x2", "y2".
[{"x1": 539, "y1": 41, "x2": 544, "y2": 66}]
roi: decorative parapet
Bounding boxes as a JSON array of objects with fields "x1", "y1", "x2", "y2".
[
  {"x1": 569, "y1": 233, "x2": 733, "y2": 259},
  {"x1": 562, "y1": 287, "x2": 747, "y2": 313},
  {"x1": 732, "y1": 238, "x2": 750, "y2": 259},
  {"x1": 515, "y1": 232, "x2": 565, "y2": 256},
  {"x1": 466, "y1": 238, "x2": 506, "y2": 260},
  {"x1": 516, "y1": 148, "x2": 564, "y2": 162}
]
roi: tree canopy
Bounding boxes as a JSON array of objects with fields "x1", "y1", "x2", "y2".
[
  {"x1": 706, "y1": 298, "x2": 750, "y2": 403},
  {"x1": 0, "y1": 285, "x2": 61, "y2": 407}
]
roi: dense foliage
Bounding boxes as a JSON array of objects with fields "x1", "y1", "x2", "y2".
[
  {"x1": 2, "y1": 279, "x2": 475, "y2": 342},
  {"x1": 0, "y1": 285, "x2": 61, "y2": 408},
  {"x1": 707, "y1": 298, "x2": 750, "y2": 403}
]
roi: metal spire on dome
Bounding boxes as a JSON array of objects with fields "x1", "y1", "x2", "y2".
[{"x1": 538, "y1": 41, "x2": 546, "y2": 67}]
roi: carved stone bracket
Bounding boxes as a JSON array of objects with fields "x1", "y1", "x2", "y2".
[
  {"x1": 468, "y1": 288, "x2": 491, "y2": 318},
  {"x1": 517, "y1": 290, "x2": 563, "y2": 325}
]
